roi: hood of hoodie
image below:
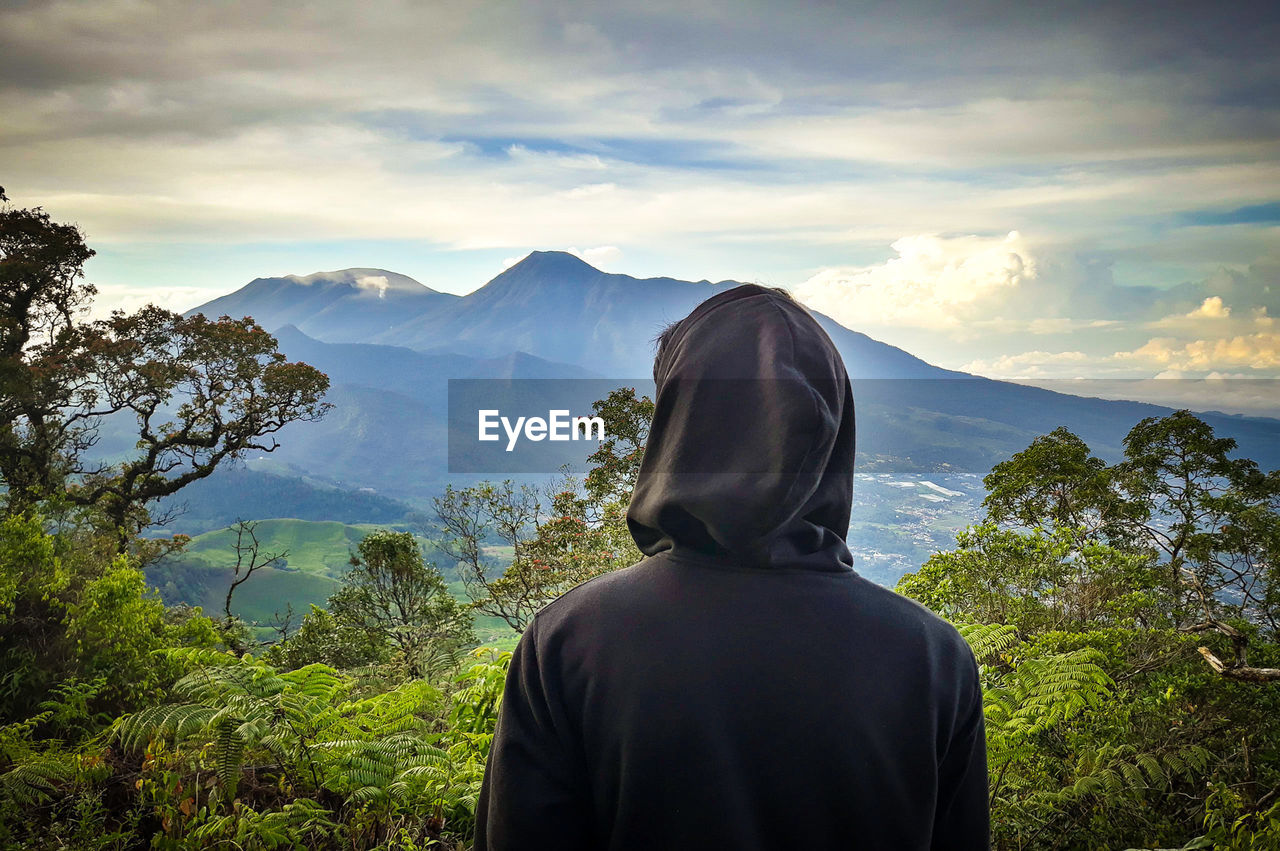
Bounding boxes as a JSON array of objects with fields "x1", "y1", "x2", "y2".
[{"x1": 625, "y1": 284, "x2": 856, "y2": 571}]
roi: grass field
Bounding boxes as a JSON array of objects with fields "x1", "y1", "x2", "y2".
[
  {"x1": 177, "y1": 518, "x2": 381, "y2": 577},
  {"x1": 148, "y1": 517, "x2": 521, "y2": 647}
]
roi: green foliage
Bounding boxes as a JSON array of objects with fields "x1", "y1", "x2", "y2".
[
  {"x1": 984, "y1": 426, "x2": 1127, "y2": 538},
  {"x1": 0, "y1": 695, "x2": 122, "y2": 849},
  {"x1": 985, "y1": 411, "x2": 1280, "y2": 651},
  {"x1": 328, "y1": 530, "x2": 475, "y2": 679},
  {"x1": 255, "y1": 526, "x2": 478, "y2": 683},
  {"x1": 900, "y1": 524, "x2": 1169, "y2": 633},
  {"x1": 0, "y1": 514, "x2": 222, "y2": 725},
  {"x1": 0, "y1": 728, "x2": 77, "y2": 807},
  {"x1": 9, "y1": 346, "x2": 1280, "y2": 851},
  {"x1": 265, "y1": 604, "x2": 389, "y2": 671},
  {"x1": 187, "y1": 798, "x2": 340, "y2": 850},
  {"x1": 581, "y1": 385, "x2": 654, "y2": 508},
  {"x1": 68, "y1": 556, "x2": 188, "y2": 709},
  {"x1": 957, "y1": 625, "x2": 1113, "y2": 794},
  {"x1": 1198, "y1": 784, "x2": 1280, "y2": 850},
  {"x1": 904, "y1": 410, "x2": 1280, "y2": 848},
  {"x1": 951, "y1": 621, "x2": 1243, "y2": 848},
  {"x1": 107, "y1": 646, "x2": 508, "y2": 848},
  {"x1": 0, "y1": 512, "x2": 59, "y2": 619},
  {"x1": 434, "y1": 478, "x2": 555, "y2": 632},
  {"x1": 0, "y1": 194, "x2": 96, "y2": 514},
  {"x1": 396, "y1": 647, "x2": 512, "y2": 839}
]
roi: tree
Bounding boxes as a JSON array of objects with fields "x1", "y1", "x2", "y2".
[
  {"x1": 0, "y1": 193, "x2": 332, "y2": 543},
  {"x1": 263, "y1": 604, "x2": 388, "y2": 672},
  {"x1": 1116, "y1": 412, "x2": 1280, "y2": 680},
  {"x1": 896, "y1": 523, "x2": 1169, "y2": 634},
  {"x1": 581, "y1": 385, "x2": 654, "y2": 510},
  {"x1": 983, "y1": 426, "x2": 1131, "y2": 541},
  {"x1": 432, "y1": 386, "x2": 653, "y2": 631},
  {"x1": 432, "y1": 479, "x2": 549, "y2": 632},
  {"x1": 223, "y1": 519, "x2": 287, "y2": 626},
  {"x1": 0, "y1": 192, "x2": 96, "y2": 508},
  {"x1": 979, "y1": 412, "x2": 1280, "y2": 682},
  {"x1": 217, "y1": 519, "x2": 289, "y2": 653},
  {"x1": 327, "y1": 530, "x2": 474, "y2": 678},
  {"x1": 0, "y1": 512, "x2": 221, "y2": 725}
]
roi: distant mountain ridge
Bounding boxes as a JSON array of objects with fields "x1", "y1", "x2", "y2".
[{"x1": 192, "y1": 251, "x2": 953, "y2": 378}]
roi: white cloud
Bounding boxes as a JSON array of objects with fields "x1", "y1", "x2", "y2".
[
  {"x1": 916, "y1": 316, "x2": 1124, "y2": 337},
  {"x1": 794, "y1": 231, "x2": 1037, "y2": 329},
  {"x1": 2, "y1": 0, "x2": 1276, "y2": 381},
  {"x1": 86, "y1": 283, "x2": 223, "y2": 320},
  {"x1": 1014, "y1": 376, "x2": 1280, "y2": 418},
  {"x1": 356, "y1": 274, "x2": 390, "y2": 298},
  {"x1": 1148, "y1": 294, "x2": 1235, "y2": 332},
  {"x1": 3, "y1": 1, "x2": 1276, "y2": 262},
  {"x1": 1115, "y1": 332, "x2": 1280, "y2": 371},
  {"x1": 508, "y1": 146, "x2": 610, "y2": 171},
  {"x1": 567, "y1": 246, "x2": 622, "y2": 269},
  {"x1": 564, "y1": 183, "x2": 617, "y2": 198},
  {"x1": 1186, "y1": 296, "x2": 1230, "y2": 319},
  {"x1": 961, "y1": 349, "x2": 1091, "y2": 378},
  {"x1": 964, "y1": 326, "x2": 1280, "y2": 380}
]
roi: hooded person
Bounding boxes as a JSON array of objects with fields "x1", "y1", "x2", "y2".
[{"x1": 473, "y1": 284, "x2": 990, "y2": 850}]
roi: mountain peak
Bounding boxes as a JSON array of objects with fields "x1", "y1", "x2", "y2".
[
  {"x1": 503, "y1": 251, "x2": 601, "y2": 278},
  {"x1": 187, "y1": 267, "x2": 453, "y2": 344},
  {"x1": 279, "y1": 268, "x2": 437, "y2": 295},
  {"x1": 466, "y1": 251, "x2": 609, "y2": 304}
]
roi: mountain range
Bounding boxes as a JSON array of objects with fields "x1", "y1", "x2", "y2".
[
  {"x1": 183, "y1": 250, "x2": 1280, "y2": 495},
  {"x1": 194, "y1": 251, "x2": 947, "y2": 378},
  {"x1": 142, "y1": 250, "x2": 1280, "y2": 611}
]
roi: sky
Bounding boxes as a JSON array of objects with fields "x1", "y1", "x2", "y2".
[{"x1": 2, "y1": 0, "x2": 1278, "y2": 392}]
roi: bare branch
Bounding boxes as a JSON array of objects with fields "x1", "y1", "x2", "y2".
[{"x1": 1196, "y1": 646, "x2": 1280, "y2": 683}]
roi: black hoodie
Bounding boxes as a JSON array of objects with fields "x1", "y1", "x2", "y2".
[{"x1": 474, "y1": 284, "x2": 989, "y2": 850}]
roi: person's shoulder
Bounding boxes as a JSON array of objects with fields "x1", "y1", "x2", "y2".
[
  {"x1": 848, "y1": 572, "x2": 976, "y2": 657},
  {"x1": 845, "y1": 578, "x2": 982, "y2": 709},
  {"x1": 529, "y1": 555, "x2": 661, "y2": 630}
]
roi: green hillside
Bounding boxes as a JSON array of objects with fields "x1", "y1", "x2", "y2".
[
  {"x1": 181, "y1": 518, "x2": 376, "y2": 575},
  {"x1": 148, "y1": 519, "x2": 376, "y2": 625},
  {"x1": 147, "y1": 518, "x2": 519, "y2": 645}
]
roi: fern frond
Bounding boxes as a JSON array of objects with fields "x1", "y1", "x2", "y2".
[
  {"x1": 0, "y1": 755, "x2": 75, "y2": 805},
  {"x1": 957, "y1": 623, "x2": 1021, "y2": 662},
  {"x1": 214, "y1": 717, "x2": 246, "y2": 799}
]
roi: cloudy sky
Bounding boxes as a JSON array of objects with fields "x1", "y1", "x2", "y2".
[{"x1": 3, "y1": 0, "x2": 1278, "y2": 389}]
